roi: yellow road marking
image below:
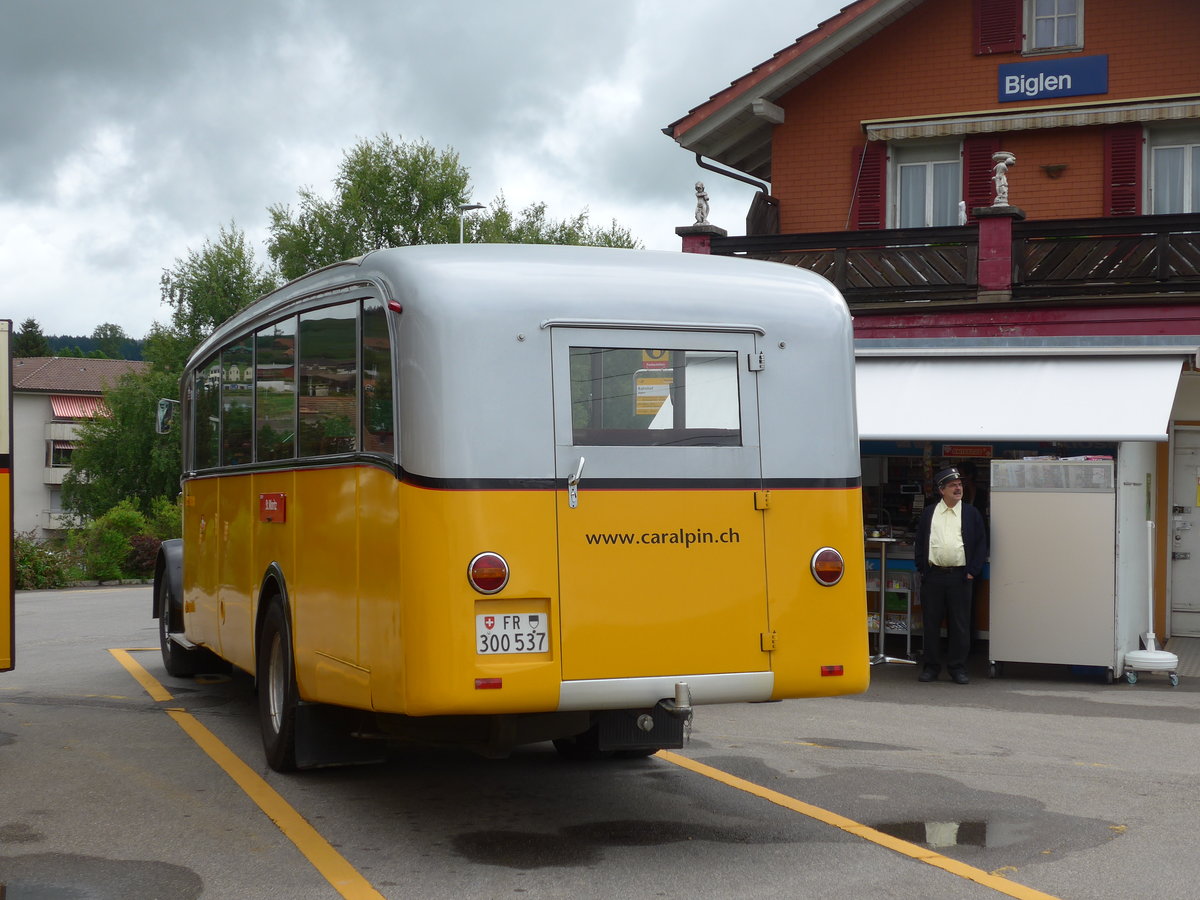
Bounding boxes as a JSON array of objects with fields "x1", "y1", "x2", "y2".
[
  {"x1": 657, "y1": 750, "x2": 1062, "y2": 900},
  {"x1": 111, "y1": 646, "x2": 1060, "y2": 899},
  {"x1": 110, "y1": 648, "x2": 385, "y2": 900},
  {"x1": 111, "y1": 649, "x2": 174, "y2": 702}
]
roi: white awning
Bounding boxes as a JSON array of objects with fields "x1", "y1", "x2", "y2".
[
  {"x1": 856, "y1": 355, "x2": 1185, "y2": 442},
  {"x1": 863, "y1": 95, "x2": 1200, "y2": 141}
]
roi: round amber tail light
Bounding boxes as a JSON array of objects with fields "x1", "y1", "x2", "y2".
[
  {"x1": 811, "y1": 547, "x2": 845, "y2": 586},
  {"x1": 468, "y1": 552, "x2": 509, "y2": 594}
]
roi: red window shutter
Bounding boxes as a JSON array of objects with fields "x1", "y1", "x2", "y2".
[
  {"x1": 962, "y1": 135, "x2": 1002, "y2": 222},
  {"x1": 1104, "y1": 125, "x2": 1143, "y2": 217},
  {"x1": 851, "y1": 142, "x2": 887, "y2": 231},
  {"x1": 974, "y1": 0, "x2": 1021, "y2": 55}
]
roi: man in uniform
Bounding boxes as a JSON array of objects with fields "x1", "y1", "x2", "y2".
[{"x1": 914, "y1": 466, "x2": 988, "y2": 684}]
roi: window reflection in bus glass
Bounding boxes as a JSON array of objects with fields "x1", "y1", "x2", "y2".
[
  {"x1": 256, "y1": 317, "x2": 296, "y2": 462},
  {"x1": 194, "y1": 357, "x2": 221, "y2": 469},
  {"x1": 361, "y1": 298, "x2": 394, "y2": 456},
  {"x1": 221, "y1": 340, "x2": 253, "y2": 465},
  {"x1": 569, "y1": 347, "x2": 741, "y2": 446},
  {"x1": 299, "y1": 302, "x2": 359, "y2": 457}
]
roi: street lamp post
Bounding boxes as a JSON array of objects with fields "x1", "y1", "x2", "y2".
[{"x1": 458, "y1": 203, "x2": 485, "y2": 243}]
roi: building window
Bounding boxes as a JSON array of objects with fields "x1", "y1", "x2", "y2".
[
  {"x1": 47, "y1": 441, "x2": 74, "y2": 467},
  {"x1": 1151, "y1": 143, "x2": 1200, "y2": 215},
  {"x1": 893, "y1": 142, "x2": 962, "y2": 228},
  {"x1": 1026, "y1": 0, "x2": 1082, "y2": 52}
]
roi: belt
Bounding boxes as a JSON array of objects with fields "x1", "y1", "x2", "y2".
[{"x1": 928, "y1": 564, "x2": 965, "y2": 571}]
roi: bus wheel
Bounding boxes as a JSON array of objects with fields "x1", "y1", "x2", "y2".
[
  {"x1": 158, "y1": 577, "x2": 200, "y2": 678},
  {"x1": 258, "y1": 602, "x2": 299, "y2": 772}
]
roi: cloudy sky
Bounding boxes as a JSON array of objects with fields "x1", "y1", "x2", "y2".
[{"x1": 1, "y1": 0, "x2": 845, "y2": 338}]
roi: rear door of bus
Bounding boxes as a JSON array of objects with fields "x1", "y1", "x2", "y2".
[{"x1": 551, "y1": 327, "x2": 768, "y2": 681}]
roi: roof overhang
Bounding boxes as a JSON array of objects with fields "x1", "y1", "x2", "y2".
[
  {"x1": 864, "y1": 94, "x2": 1200, "y2": 141},
  {"x1": 665, "y1": 0, "x2": 923, "y2": 181}
]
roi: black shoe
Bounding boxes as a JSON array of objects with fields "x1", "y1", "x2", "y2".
[
  {"x1": 918, "y1": 669, "x2": 937, "y2": 682},
  {"x1": 951, "y1": 671, "x2": 970, "y2": 684}
]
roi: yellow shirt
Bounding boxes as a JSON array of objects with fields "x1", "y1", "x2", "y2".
[{"x1": 929, "y1": 500, "x2": 967, "y2": 567}]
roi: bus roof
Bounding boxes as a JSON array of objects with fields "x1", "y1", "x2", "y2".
[{"x1": 190, "y1": 244, "x2": 850, "y2": 368}]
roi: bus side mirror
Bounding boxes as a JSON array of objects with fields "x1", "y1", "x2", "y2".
[{"x1": 156, "y1": 398, "x2": 179, "y2": 434}]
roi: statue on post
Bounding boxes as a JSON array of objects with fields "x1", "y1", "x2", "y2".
[
  {"x1": 694, "y1": 181, "x2": 710, "y2": 225},
  {"x1": 991, "y1": 151, "x2": 1016, "y2": 207}
]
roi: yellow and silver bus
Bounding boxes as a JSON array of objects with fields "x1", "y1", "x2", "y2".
[{"x1": 154, "y1": 244, "x2": 867, "y2": 771}]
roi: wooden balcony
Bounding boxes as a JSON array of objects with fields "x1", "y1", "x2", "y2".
[{"x1": 709, "y1": 214, "x2": 1200, "y2": 311}]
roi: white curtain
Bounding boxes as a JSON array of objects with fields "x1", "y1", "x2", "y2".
[
  {"x1": 1153, "y1": 146, "x2": 1185, "y2": 215},
  {"x1": 932, "y1": 162, "x2": 960, "y2": 226},
  {"x1": 898, "y1": 165, "x2": 926, "y2": 228}
]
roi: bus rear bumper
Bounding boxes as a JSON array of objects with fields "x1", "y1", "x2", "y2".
[{"x1": 557, "y1": 671, "x2": 773, "y2": 711}]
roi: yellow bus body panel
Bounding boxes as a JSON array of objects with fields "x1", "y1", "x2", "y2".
[
  {"x1": 764, "y1": 487, "x2": 870, "y2": 698},
  {"x1": 555, "y1": 488, "x2": 770, "y2": 681},
  {"x1": 183, "y1": 474, "x2": 868, "y2": 714},
  {"x1": 0, "y1": 472, "x2": 11, "y2": 672},
  {"x1": 183, "y1": 477, "x2": 221, "y2": 652},
  {"x1": 388, "y1": 484, "x2": 560, "y2": 716}
]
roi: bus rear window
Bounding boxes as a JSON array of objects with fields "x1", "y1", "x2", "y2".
[{"x1": 569, "y1": 347, "x2": 741, "y2": 447}]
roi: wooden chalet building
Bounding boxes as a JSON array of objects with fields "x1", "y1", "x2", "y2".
[{"x1": 666, "y1": 0, "x2": 1200, "y2": 664}]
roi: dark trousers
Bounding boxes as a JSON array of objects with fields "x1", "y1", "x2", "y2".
[{"x1": 920, "y1": 567, "x2": 972, "y2": 674}]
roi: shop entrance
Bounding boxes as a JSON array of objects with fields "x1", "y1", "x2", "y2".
[{"x1": 1170, "y1": 428, "x2": 1200, "y2": 637}]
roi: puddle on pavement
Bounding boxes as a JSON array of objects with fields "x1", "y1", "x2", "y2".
[
  {"x1": 873, "y1": 819, "x2": 1032, "y2": 848},
  {"x1": 454, "y1": 818, "x2": 796, "y2": 868},
  {"x1": 0, "y1": 822, "x2": 45, "y2": 844},
  {"x1": 0, "y1": 852, "x2": 202, "y2": 899}
]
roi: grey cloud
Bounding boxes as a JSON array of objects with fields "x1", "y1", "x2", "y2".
[{"x1": 0, "y1": 0, "x2": 844, "y2": 335}]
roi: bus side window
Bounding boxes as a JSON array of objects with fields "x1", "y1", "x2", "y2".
[
  {"x1": 361, "y1": 297, "x2": 395, "y2": 457},
  {"x1": 194, "y1": 357, "x2": 221, "y2": 469},
  {"x1": 298, "y1": 302, "x2": 359, "y2": 457},
  {"x1": 255, "y1": 317, "x2": 297, "y2": 462},
  {"x1": 221, "y1": 340, "x2": 254, "y2": 466}
]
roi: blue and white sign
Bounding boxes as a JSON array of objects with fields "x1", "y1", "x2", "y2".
[{"x1": 998, "y1": 55, "x2": 1108, "y2": 103}]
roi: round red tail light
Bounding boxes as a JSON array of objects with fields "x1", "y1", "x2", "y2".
[
  {"x1": 468, "y1": 552, "x2": 509, "y2": 594},
  {"x1": 811, "y1": 547, "x2": 845, "y2": 586}
]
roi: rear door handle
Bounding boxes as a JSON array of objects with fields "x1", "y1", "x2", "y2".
[{"x1": 567, "y1": 456, "x2": 586, "y2": 509}]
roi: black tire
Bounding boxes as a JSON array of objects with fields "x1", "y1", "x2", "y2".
[
  {"x1": 158, "y1": 577, "x2": 200, "y2": 678},
  {"x1": 552, "y1": 724, "x2": 612, "y2": 761},
  {"x1": 258, "y1": 601, "x2": 299, "y2": 772}
]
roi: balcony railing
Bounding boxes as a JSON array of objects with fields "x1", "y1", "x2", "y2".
[
  {"x1": 1014, "y1": 215, "x2": 1200, "y2": 299},
  {"x1": 709, "y1": 213, "x2": 1200, "y2": 309}
]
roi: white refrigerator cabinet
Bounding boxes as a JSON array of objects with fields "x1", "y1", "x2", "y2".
[{"x1": 988, "y1": 453, "x2": 1151, "y2": 682}]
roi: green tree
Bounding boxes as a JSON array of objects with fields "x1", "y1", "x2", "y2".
[
  {"x1": 92, "y1": 323, "x2": 128, "y2": 359},
  {"x1": 64, "y1": 224, "x2": 275, "y2": 524},
  {"x1": 472, "y1": 194, "x2": 640, "y2": 248},
  {"x1": 68, "y1": 498, "x2": 148, "y2": 581},
  {"x1": 267, "y1": 134, "x2": 472, "y2": 280},
  {"x1": 266, "y1": 133, "x2": 640, "y2": 281},
  {"x1": 157, "y1": 222, "x2": 277, "y2": 373},
  {"x1": 13, "y1": 318, "x2": 51, "y2": 357},
  {"x1": 62, "y1": 368, "x2": 184, "y2": 521}
]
